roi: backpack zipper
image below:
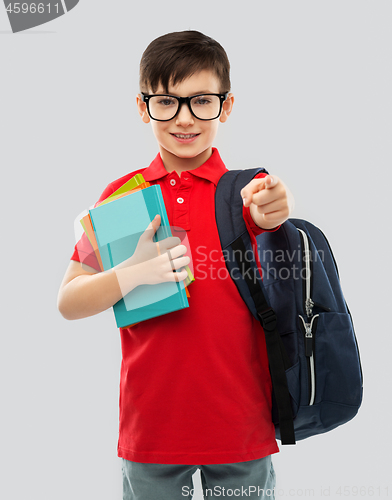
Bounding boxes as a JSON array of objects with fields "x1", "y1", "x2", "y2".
[
  {"x1": 298, "y1": 228, "x2": 330, "y2": 317},
  {"x1": 298, "y1": 228, "x2": 313, "y2": 318},
  {"x1": 299, "y1": 314, "x2": 319, "y2": 406},
  {"x1": 297, "y1": 228, "x2": 319, "y2": 406}
]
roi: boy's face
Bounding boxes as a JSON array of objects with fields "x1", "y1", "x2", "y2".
[{"x1": 137, "y1": 69, "x2": 234, "y2": 172}]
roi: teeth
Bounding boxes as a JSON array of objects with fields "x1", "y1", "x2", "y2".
[{"x1": 174, "y1": 134, "x2": 197, "y2": 139}]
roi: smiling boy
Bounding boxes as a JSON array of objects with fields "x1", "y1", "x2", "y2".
[{"x1": 58, "y1": 31, "x2": 294, "y2": 500}]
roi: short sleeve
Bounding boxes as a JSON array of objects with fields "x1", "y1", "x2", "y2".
[
  {"x1": 70, "y1": 232, "x2": 101, "y2": 271},
  {"x1": 70, "y1": 183, "x2": 116, "y2": 271}
]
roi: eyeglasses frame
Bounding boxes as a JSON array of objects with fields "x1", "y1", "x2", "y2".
[{"x1": 141, "y1": 92, "x2": 229, "y2": 122}]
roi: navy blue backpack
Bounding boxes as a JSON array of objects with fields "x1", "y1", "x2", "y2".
[{"x1": 215, "y1": 168, "x2": 363, "y2": 445}]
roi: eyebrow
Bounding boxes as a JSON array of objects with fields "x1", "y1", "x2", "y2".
[{"x1": 155, "y1": 90, "x2": 217, "y2": 96}]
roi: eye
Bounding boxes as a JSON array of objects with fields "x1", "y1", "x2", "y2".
[
  {"x1": 157, "y1": 97, "x2": 177, "y2": 106},
  {"x1": 193, "y1": 97, "x2": 212, "y2": 106}
]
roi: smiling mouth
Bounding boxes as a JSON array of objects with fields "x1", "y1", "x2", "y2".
[{"x1": 171, "y1": 133, "x2": 200, "y2": 139}]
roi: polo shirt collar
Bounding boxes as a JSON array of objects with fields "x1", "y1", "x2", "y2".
[{"x1": 143, "y1": 148, "x2": 227, "y2": 186}]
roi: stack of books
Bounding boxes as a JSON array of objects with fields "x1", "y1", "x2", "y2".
[{"x1": 80, "y1": 173, "x2": 194, "y2": 328}]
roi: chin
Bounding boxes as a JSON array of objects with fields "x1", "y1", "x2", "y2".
[{"x1": 169, "y1": 147, "x2": 207, "y2": 159}]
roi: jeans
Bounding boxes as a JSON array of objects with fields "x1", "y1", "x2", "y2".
[{"x1": 122, "y1": 455, "x2": 276, "y2": 499}]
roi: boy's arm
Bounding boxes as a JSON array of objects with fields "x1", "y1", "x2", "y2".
[
  {"x1": 57, "y1": 215, "x2": 189, "y2": 321},
  {"x1": 57, "y1": 260, "x2": 127, "y2": 320},
  {"x1": 241, "y1": 175, "x2": 295, "y2": 230}
]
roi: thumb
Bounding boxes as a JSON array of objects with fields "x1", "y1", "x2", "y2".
[{"x1": 144, "y1": 214, "x2": 161, "y2": 239}]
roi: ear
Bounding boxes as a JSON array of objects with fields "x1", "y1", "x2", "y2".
[
  {"x1": 219, "y1": 93, "x2": 234, "y2": 123},
  {"x1": 136, "y1": 94, "x2": 150, "y2": 123}
]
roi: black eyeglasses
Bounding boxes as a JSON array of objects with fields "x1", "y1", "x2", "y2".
[{"x1": 141, "y1": 92, "x2": 229, "y2": 122}]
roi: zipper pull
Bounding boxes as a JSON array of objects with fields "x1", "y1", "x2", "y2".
[
  {"x1": 305, "y1": 298, "x2": 314, "y2": 318},
  {"x1": 304, "y1": 323, "x2": 313, "y2": 357}
]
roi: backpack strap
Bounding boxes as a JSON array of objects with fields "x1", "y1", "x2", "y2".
[{"x1": 215, "y1": 169, "x2": 296, "y2": 445}]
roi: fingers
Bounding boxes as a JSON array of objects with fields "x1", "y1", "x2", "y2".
[
  {"x1": 262, "y1": 210, "x2": 289, "y2": 225},
  {"x1": 264, "y1": 175, "x2": 277, "y2": 189},
  {"x1": 255, "y1": 204, "x2": 290, "y2": 225},
  {"x1": 242, "y1": 176, "x2": 284, "y2": 208},
  {"x1": 153, "y1": 245, "x2": 189, "y2": 271},
  {"x1": 138, "y1": 217, "x2": 190, "y2": 283},
  {"x1": 241, "y1": 178, "x2": 263, "y2": 207},
  {"x1": 172, "y1": 268, "x2": 189, "y2": 283},
  {"x1": 169, "y1": 255, "x2": 191, "y2": 272},
  {"x1": 158, "y1": 236, "x2": 182, "y2": 253},
  {"x1": 241, "y1": 176, "x2": 276, "y2": 207},
  {"x1": 254, "y1": 198, "x2": 289, "y2": 216},
  {"x1": 166, "y1": 244, "x2": 188, "y2": 260},
  {"x1": 144, "y1": 216, "x2": 184, "y2": 250},
  {"x1": 170, "y1": 259, "x2": 190, "y2": 283},
  {"x1": 158, "y1": 253, "x2": 190, "y2": 283}
]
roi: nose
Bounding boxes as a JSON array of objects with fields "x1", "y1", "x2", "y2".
[{"x1": 175, "y1": 102, "x2": 194, "y2": 127}]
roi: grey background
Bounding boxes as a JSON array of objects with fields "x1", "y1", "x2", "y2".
[{"x1": 1, "y1": 1, "x2": 391, "y2": 499}]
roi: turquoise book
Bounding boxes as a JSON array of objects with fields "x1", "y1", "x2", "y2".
[{"x1": 88, "y1": 184, "x2": 189, "y2": 328}]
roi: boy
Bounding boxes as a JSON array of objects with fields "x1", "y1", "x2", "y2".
[{"x1": 58, "y1": 30, "x2": 294, "y2": 500}]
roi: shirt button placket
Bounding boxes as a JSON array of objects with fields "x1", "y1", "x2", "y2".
[{"x1": 173, "y1": 176, "x2": 192, "y2": 231}]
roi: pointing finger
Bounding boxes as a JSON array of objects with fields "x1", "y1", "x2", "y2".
[{"x1": 241, "y1": 177, "x2": 268, "y2": 207}]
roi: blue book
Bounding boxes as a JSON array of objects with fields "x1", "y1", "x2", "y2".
[{"x1": 88, "y1": 184, "x2": 189, "y2": 328}]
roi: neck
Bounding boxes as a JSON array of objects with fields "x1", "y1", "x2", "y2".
[{"x1": 159, "y1": 146, "x2": 213, "y2": 175}]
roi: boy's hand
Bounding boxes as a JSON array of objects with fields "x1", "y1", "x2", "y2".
[
  {"x1": 133, "y1": 214, "x2": 190, "y2": 284},
  {"x1": 114, "y1": 215, "x2": 190, "y2": 288},
  {"x1": 241, "y1": 175, "x2": 295, "y2": 230},
  {"x1": 131, "y1": 215, "x2": 185, "y2": 266}
]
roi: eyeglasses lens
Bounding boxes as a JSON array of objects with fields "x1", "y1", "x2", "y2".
[{"x1": 148, "y1": 95, "x2": 221, "y2": 121}]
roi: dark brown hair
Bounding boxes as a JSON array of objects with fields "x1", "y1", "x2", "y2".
[{"x1": 139, "y1": 30, "x2": 231, "y2": 94}]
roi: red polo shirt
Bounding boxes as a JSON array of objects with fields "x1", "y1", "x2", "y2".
[{"x1": 71, "y1": 148, "x2": 279, "y2": 464}]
